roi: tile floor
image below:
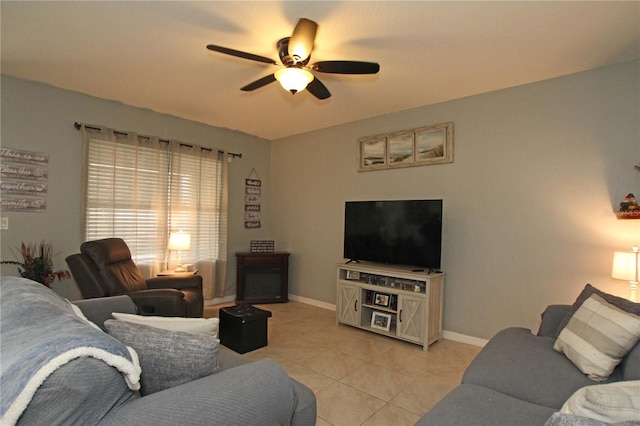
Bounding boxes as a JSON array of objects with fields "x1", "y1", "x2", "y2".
[{"x1": 204, "y1": 301, "x2": 481, "y2": 426}]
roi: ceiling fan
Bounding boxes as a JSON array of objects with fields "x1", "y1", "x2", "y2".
[{"x1": 206, "y1": 18, "x2": 380, "y2": 100}]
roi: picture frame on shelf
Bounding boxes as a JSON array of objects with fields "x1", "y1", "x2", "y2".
[
  {"x1": 346, "y1": 270, "x2": 361, "y2": 280},
  {"x1": 371, "y1": 311, "x2": 392, "y2": 331},
  {"x1": 373, "y1": 292, "x2": 391, "y2": 307}
]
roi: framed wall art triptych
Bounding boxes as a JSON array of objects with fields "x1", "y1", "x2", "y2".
[{"x1": 357, "y1": 122, "x2": 453, "y2": 172}]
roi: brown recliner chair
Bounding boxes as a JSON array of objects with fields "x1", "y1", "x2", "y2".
[{"x1": 66, "y1": 238, "x2": 203, "y2": 317}]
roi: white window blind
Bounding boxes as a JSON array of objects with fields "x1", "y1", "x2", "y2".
[{"x1": 81, "y1": 125, "x2": 228, "y2": 299}]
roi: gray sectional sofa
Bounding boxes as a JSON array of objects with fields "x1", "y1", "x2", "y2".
[
  {"x1": 0, "y1": 276, "x2": 316, "y2": 425},
  {"x1": 417, "y1": 285, "x2": 640, "y2": 425}
]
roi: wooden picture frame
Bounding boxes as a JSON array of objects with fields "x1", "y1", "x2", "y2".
[
  {"x1": 387, "y1": 132, "x2": 414, "y2": 166},
  {"x1": 346, "y1": 270, "x2": 361, "y2": 280},
  {"x1": 358, "y1": 137, "x2": 386, "y2": 170},
  {"x1": 371, "y1": 311, "x2": 392, "y2": 331},
  {"x1": 414, "y1": 122, "x2": 453, "y2": 165},
  {"x1": 357, "y1": 122, "x2": 453, "y2": 171},
  {"x1": 373, "y1": 292, "x2": 390, "y2": 307}
]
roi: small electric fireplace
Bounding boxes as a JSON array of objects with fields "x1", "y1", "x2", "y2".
[{"x1": 235, "y1": 252, "x2": 289, "y2": 303}]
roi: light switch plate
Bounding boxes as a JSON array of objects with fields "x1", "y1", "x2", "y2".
[{"x1": 0, "y1": 217, "x2": 8, "y2": 230}]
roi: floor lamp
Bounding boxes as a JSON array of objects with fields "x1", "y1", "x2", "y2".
[
  {"x1": 168, "y1": 231, "x2": 191, "y2": 272},
  {"x1": 612, "y1": 246, "x2": 639, "y2": 302}
]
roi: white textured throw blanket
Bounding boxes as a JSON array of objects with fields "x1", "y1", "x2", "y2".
[{"x1": 0, "y1": 276, "x2": 141, "y2": 425}]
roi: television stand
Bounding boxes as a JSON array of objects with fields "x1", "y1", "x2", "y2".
[{"x1": 336, "y1": 262, "x2": 444, "y2": 351}]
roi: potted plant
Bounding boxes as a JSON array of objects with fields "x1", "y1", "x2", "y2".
[{"x1": 1, "y1": 241, "x2": 70, "y2": 287}]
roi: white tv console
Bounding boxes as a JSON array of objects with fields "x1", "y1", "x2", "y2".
[{"x1": 336, "y1": 262, "x2": 444, "y2": 351}]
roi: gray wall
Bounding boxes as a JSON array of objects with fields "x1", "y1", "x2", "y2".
[
  {"x1": 0, "y1": 75, "x2": 272, "y2": 300},
  {"x1": 2, "y1": 62, "x2": 638, "y2": 340},
  {"x1": 270, "y1": 61, "x2": 640, "y2": 340}
]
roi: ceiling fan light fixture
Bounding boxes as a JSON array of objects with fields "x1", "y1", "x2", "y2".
[{"x1": 275, "y1": 67, "x2": 314, "y2": 94}]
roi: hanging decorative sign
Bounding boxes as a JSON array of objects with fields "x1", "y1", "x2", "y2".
[
  {"x1": 245, "y1": 211, "x2": 260, "y2": 221},
  {"x1": 244, "y1": 193, "x2": 261, "y2": 204},
  {"x1": 0, "y1": 148, "x2": 48, "y2": 166},
  {"x1": 0, "y1": 148, "x2": 49, "y2": 213},
  {"x1": 0, "y1": 181, "x2": 48, "y2": 196},
  {"x1": 0, "y1": 198, "x2": 47, "y2": 213},
  {"x1": 0, "y1": 163, "x2": 48, "y2": 181},
  {"x1": 244, "y1": 168, "x2": 261, "y2": 228}
]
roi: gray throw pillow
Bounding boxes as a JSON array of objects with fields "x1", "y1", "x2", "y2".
[
  {"x1": 555, "y1": 284, "x2": 640, "y2": 338},
  {"x1": 104, "y1": 319, "x2": 219, "y2": 395}
]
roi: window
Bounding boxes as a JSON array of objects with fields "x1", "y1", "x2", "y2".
[{"x1": 81, "y1": 125, "x2": 228, "y2": 298}]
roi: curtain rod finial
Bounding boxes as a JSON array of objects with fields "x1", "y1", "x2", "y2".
[{"x1": 74, "y1": 122, "x2": 81, "y2": 130}]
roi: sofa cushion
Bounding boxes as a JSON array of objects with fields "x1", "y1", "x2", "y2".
[
  {"x1": 462, "y1": 327, "x2": 619, "y2": 409},
  {"x1": 73, "y1": 295, "x2": 138, "y2": 331},
  {"x1": 111, "y1": 312, "x2": 219, "y2": 337},
  {"x1": 554, "y1": 294, "x2": 640, "y2": 381},
  {"x1": 104, "y1": 319, "x2": 220, "y2": 395},
  {"x1": 620, "y1": 340, "x2": 640, "y2": 381},
  {"x1": 538, "y1": 304, "x2": 571, "y2": 337},
  {"x1": 560, "y1": 381, "x2": 640, "y2": 423},
  {"x1": 556, "y1": 284, "x2": 640, "y2": 338},
  {"x1": 99, "y1": 359, "x2": 299, "y2": 426},
  {"x1": 416, "y1": 384, "x2": 557, "y2": 426},
  {"x1": 217, "y1": 346, "x2": 252, "y2": 371},
  {"x1": 213, "y1": 348, "x2": 317, "y2": 426}
]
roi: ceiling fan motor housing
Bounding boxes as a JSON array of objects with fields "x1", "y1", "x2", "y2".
[{"x1": 277, "y1": 38, "x2": 310, "y2": 67}]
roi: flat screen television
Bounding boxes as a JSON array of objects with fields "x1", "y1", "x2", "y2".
[{"x1": 343, "y1": 199, "x2": 443, "y2": 269}]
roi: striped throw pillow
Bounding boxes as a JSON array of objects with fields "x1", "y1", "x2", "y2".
[{"x1": 554, "y1": 293, "x2": 640, "y2": 381}]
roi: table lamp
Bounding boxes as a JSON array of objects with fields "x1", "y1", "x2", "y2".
[
  {"x1": 168, "y1": 231, "x2": 191, "y2": 272},
  {"x1": 612, "y1": 245, "x2": 639, "y2": 302}
]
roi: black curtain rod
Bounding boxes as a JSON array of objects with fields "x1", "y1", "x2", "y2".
[{"x1": 74, "y1": 122, "x2": 242, "y2": 159}]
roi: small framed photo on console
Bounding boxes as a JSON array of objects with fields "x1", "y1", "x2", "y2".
[
  {"x1": 371, "y1": 311, "x2": 392, "y2": 331},
  {"x1": 373, "y1": 292, "x2": 390, "y2": 307},
  {"x1": 346, "y1": 270, "x2": 360, "y2": 280}
]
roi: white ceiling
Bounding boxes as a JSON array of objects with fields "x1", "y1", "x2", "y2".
[{"x1": 2, "y1": 1, "x2": 639, "y2": 141}]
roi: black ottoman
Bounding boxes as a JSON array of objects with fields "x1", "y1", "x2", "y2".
[{"x1": 219, "y1": 304, "x2": 272, "y2": 354}]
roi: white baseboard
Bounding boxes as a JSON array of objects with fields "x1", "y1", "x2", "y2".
[
  {"x1": 442, "y1": 330, "x2": 488, "y2": 347},
  {"x1": 205, "y1": 295, "x2": 236, "y2": 306},
  {"x1": 288, "y1": 294, "x2": 336, "y2": 311}
]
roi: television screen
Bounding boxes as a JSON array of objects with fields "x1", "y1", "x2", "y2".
[{"x1": 343, "y1": 200, "x2": 442, "y2": 269}]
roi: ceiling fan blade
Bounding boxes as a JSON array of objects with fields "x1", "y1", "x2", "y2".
[
  {"x1": 311, "y1": 61, "x2": 380, "y2": 74},
  {"x1": 306, "y1": 77, "x2": 331, "y2": 100},
  {"x1": 289, "y1": 18, "x2": 318, "y2": 62},
  {"x1": 206, "y1": 44, "x2": 276, "y2": 65},
  {"x1": 240, "y1": 74, "x2": 277, "y2": 91}
]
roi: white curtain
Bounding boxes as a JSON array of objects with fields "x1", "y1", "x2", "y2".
[
  {"x1": 167, "y1": 141, "x2": 228, "y2": 299},
  {"x1": 81, "y1": 124, "x2": 228, "y2": 299}
]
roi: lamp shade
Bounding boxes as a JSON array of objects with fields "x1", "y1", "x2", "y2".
[
  {"x1": 275, "y1": 67, "x2": 314, "y2": 94},
  {"x1": 168, "y1": 231, "x2": 191, "y2": 251},
  {"x1": 612, "y1": 250, "x2": 638, "y2": 281}
]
